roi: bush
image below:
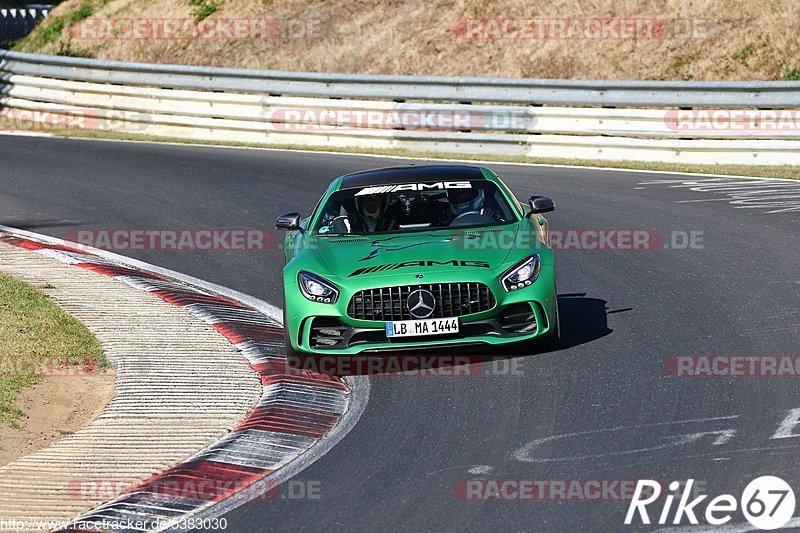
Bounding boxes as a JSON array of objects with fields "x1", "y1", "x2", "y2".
[
  {"x1": 40, "y1": 16, "x2": 65, "y2": 44},
  {"x1": 69, "y1": 2, "x2": 95, "y2": 23},
  {"x1": 189, "y1": 0, "x2": 219, "y2": 22},
  {"x1": 780, "y1": 63, "x2": 800, "y2": 81}
]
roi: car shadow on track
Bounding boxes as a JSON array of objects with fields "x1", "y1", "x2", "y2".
[
  {"x1": 556, "y1": 292, "x2": 615, "y2": 350},
  {"x1": 484, "y1": 292, "x2": 615, "y2": 358}
]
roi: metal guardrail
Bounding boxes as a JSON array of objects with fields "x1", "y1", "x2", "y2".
[
  {"x1": 7, "y1": 74, "x2": 800, "y2": 140},
  {"x1": 2, "y1": 50, "x2": 800, "y2": 165},
  {"x1": 2, "y1": 49, "x2": 800, "y2": 107}
]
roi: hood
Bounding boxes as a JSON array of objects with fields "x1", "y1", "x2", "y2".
[{"x1": 309, "y1": 226, "x2": 522, "y2": 280}]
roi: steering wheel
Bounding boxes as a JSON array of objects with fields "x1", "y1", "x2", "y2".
[
  {"x1": 329, "y1": 215, "x2": 352, "y2": 234},
  {"x1": 450, "y1": 211, "x2": 484, "y2": 226}
]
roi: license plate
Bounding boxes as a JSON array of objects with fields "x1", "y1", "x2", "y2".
[{"x1": 385, "y1": 317, "x2": 459, "y2": 338}]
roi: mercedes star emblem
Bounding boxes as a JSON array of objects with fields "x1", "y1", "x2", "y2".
[{"x1": 407, "y1": 288, "x2": 436, "y2": 319}]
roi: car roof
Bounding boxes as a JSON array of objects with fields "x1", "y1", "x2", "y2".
[{"x1": 338, "y1": 165, "x2": 486, "y2": 190}]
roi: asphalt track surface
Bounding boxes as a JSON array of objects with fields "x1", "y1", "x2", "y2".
[{"x1": 2, "y1": 135, "x2": 800, "y2": 531}]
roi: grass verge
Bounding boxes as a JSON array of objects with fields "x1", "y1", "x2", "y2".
[
  {"x1": 52, "y1": 129, "x2": 800, "y2": 180},
  {"x1": 0, "y1": 272, "x2": 107, "y2": 427}
]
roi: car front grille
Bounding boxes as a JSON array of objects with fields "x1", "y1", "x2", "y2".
[{"x1": 347, "y1": 283, "x2": 495, "y2": 321}]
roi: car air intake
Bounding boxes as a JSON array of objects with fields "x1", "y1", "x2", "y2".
[
  {"x1": 499, "y1": 303, "x2": 538, "y2": 334},
  {"x1": 347, "y1": 283, "x2": 495, "y2": 321},
  {"x1": 310, "y1": 318, "x2": 350, "y2": 348}
]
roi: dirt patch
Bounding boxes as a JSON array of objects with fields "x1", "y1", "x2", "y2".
[{"x1": 0, "y1": 370, "x2": 115, "y2": 467}]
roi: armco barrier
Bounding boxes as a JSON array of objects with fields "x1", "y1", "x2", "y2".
[{"x1": 2, "y1": 49, "x2": 800, "y2": 164}]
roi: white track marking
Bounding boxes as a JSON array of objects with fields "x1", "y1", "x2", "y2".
[
  {"x1": 512, "y1": 416, "x2": 739, "y2": 464},
  {"x1": 638, "y1": 177, "x2": 800, "y2": 213}
]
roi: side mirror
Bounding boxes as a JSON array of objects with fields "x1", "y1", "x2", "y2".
[
  {"x1": 276, "y1": 212, "x2": 303, "y2": 232},
  {"x1": 528, "y1": 196, "x2": 555, "y2": 215}
]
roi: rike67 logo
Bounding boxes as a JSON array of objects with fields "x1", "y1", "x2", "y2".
[{"x1": 625, "y1": 476, "x2": 795, "y2": 530}]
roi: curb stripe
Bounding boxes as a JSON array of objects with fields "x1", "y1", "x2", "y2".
[
  {"x1": 0, "y1": 236, "x2": 90, "y2": 254},
  {"x1": 75, "y1": 262, "x2": 171, "y2": 281},
  {"x1": 150, "y1": 290, "x2": 250, "y2": 309},
  {"x1": 211, "y1": 322, "x2": 284, "y2": 344}
]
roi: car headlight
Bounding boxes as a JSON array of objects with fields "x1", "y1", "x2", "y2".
[
  {"x1": 298, "y1": 271, "x2": 339, "y2": 303},
  {"x1": 500, "y1": 254, "x2": 541, "y2": 292}
]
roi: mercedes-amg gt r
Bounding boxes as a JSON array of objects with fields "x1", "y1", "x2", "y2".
[{"x1": 276, "y1": 165, "x2": 558, "y2": 355}]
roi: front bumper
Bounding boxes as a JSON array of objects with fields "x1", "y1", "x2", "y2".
[{"x1": 284, "y1": 268, "x2": 557, "y2": 355}]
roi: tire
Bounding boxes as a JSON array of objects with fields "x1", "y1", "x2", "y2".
[
  {"x1": 543, "y1": 284, "x2": 562, "y2": 350},
  {"x1": 541, "y1": 307, "x2": 560, "y2": 350},
  {"x1": 518, "y1": 289, "x2": 560, "y2": 353}
]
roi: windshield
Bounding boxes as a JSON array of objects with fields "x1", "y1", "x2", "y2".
[{"x1": 313, "y1": 180, "x2": 517, "y2": 235}]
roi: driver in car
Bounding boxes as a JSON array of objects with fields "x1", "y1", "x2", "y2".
[
  {"x1": 355, "y1": 194, "x2": 397, "y2": 232},
  {"x1": 448, "y1": 187, "x2": 505, "y2": 224},
  {"x1": 450, "y1": 187, "x2": 485, "y2": 216}
]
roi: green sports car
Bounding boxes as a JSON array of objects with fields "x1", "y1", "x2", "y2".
[{"x1": 276, "y1": 165, "x2": 559, "y2": 355}]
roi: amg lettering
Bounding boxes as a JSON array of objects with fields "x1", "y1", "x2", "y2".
[
  {"x1": 348, "y1": 259, "x2": 491, "y2": 276},
  {"x1": 354, "y1": 181, "x2": 472, "y2": 196},
  {"x1": 461, "y1": 260, "x2": 491, "y2": 268},
  {"x1": 425, "y1": 260, "x2": 460, "y2": 267}
]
